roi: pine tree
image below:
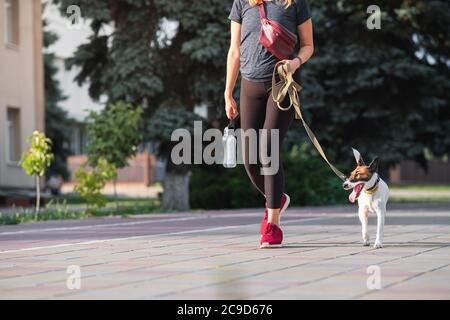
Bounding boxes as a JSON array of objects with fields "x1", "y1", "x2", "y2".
[
  {"x1": 51, "y1": 0, "x2": 229, "y2": 209},
  {"x1": 296, "y1": 0, "x2": 449, "y2": 170}
]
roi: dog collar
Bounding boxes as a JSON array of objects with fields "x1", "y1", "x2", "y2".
[{"x1": 364, "y1": 175, "x2": 380, "y2": 195}]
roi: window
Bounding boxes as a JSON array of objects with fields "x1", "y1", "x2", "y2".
[
  {"x1": 6, "y1": 107, "x2": 21, "y2": 162},
  {"x1": 70, "y1": 125, "x2": 87, "y2": 155},
  {"x1": 70, "y1": 126, "x2": 80, "y2": 155},
  {"x1": 4, "y1": 0, "x2": 19, "y2": 45}
]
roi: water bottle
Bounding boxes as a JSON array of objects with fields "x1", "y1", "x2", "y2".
[{"x1": 223, "y1": 122, "x2": 237, "y2": 168}]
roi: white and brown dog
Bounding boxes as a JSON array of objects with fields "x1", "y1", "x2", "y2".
[{"x1": 342, "y1": 148, "x2": 389, "y2": 249}]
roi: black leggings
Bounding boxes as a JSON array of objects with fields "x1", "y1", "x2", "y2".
[{"x1": 239, "y1": 77, "x2": 294, "y2": 209}]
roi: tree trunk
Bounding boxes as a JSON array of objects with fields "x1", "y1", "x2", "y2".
[
  {"x1": 162, "y1": 171, "x2": 191, "y2": 211},
  {"x1": 35, "y1": 175, "x2": 40, "y2": 220}
]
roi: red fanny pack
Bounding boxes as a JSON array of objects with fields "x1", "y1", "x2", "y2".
[{"x1": 258, "y1": 2, "x2": 297, "y2": 60}]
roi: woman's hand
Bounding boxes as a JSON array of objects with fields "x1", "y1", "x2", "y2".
[
  {"x1": 282, "y1": 58, "x2": 301, "y2": 73},
  {"x1": 224, "y1": 94, "x2": 239, "y2": 120}
]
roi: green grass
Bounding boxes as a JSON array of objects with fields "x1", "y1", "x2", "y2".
[
  {"x1": 390, "y1": 197, "x2": 450, "y2": 203},
  {"x1": 0, "y1": 208, "x2": 88, "y2": 225},
  {"x1": 51, "y1": 193, "x2": 158, "y2": 205},
  {"x1": 0, "y1": 197, "x2": 167, "y2": 225},
  {"x1": 389, "y1": 183, "x2": 450, "y2": 203},
  {"x1": 390, "y1": 184, "x2": 450, "y2": 192}
]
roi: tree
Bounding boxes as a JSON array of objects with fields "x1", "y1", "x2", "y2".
[
  {"x1": 52, "y1": 0, "x2": 230, "y2": 112},
  {"x1": 51, "y1": 0, "x2": 228, "y2": 210},
  {"x1": 146, "y1": 107, "x2": 204, "y2": 210},
  {"x1": 43, "y1": 17, "x2": 72, "y2": 181},
  {"x1": 295, "y1": 0, "x2": 449, "y2": 172},
  {"x1": 157, "y1": 0, "x2": 449, "y2": 173},
  {"x1": 52, "y1": 0, "x2": 164, "y2": 106},
  {"x1": 85, "y1": 101, "x2": 143, "y2": 203},
  {"x1": 20, "y1": 131, "x2": 54, "y2": 219},
  {"x1": 74, "y1": 158, "x2": 117, "y2": 214}
]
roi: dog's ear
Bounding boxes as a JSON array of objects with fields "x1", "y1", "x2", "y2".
[
  {"x1": 368, "y1": 157, "x2": 379, "y2": 173},
  {"x1": 352, "y1": 148, "x2": 365, "y2": 166}
]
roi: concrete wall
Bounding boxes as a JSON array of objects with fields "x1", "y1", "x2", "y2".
[
  {"x1": 0, "y1": 0, "x2": 44, "y2": 189},
  {"x1": 67, "y1": 152, "x2": 157, "y2": 186}
]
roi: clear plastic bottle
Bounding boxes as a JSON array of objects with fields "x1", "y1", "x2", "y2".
[{"x1": 223, "y1": 126, "x2": 237, "y2": 168}]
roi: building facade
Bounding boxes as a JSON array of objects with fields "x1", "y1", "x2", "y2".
[{"x1": 0, "y1": 0, "x2": 44, "y2": 190}]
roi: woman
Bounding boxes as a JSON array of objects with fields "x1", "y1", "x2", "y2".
[{"x1": 224, "y1": 0, "x2": 314, "y2": 248}]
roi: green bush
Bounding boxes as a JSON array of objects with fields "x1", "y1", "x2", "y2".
[
  {"x1": 74, "y1": 158, "x2": 117, "y2": 214},
  {"x1": 190, "y1": 143, "x2": 348, "y2": 209},
  {"x1": 190, "y1": 164, "x2": 262, "y2": 210},
  {"x1": 283, "y1": 144, "x2": 348, "y2": 206}
]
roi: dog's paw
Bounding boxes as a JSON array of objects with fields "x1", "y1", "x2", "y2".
[
  {"x1": 363, "y1": 240, "x2": 370, "y2": 246},
  {"x1": 373, "y1": 241, "x2": 383, "y2": 249}
]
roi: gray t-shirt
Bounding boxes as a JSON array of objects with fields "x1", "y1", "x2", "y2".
[{"x1": 228, "y1": 0, "x2": 311, "y2": 83}]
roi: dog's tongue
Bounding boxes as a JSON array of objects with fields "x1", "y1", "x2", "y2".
[{"x1": 349, "y1": 184, "x2": 364, "y2": 203}]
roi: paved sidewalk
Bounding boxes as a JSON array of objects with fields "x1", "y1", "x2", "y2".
[{"x1": 0, "y1": 203, "x2": 449, "y2": 299}]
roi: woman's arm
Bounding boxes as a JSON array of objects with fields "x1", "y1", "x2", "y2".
[
  {"x1": 288, "y1": 18, "x2": 314, "y2": 71},
  {"x1": 224, "y1": 21, "x2": 241, "y2": 120}
]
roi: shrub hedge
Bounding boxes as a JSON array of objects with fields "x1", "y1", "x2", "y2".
[{"x1": 190, "y1": 144, "x2": 349, "y2": 209}]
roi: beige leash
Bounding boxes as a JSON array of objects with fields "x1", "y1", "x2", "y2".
[{"x1": 270, "y1": 60, "x2": 347, "y2": 181}]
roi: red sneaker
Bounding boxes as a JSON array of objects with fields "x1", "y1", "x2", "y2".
[
  {"x1": 260, "y1": 193, "x2": 290, "y2": 235},
  {"x1": 260, "y1": 223, "x2": 283, "y2": 248}
]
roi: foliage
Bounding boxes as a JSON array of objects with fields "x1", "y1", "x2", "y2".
[
  {"x1": 0, "y1": 198, "x2": 162, "y2": 225},
  {"x1": 297, "y1": 0, "x2": 450, "y2": 170},
  {"x1": 52, "y1": 0, "x2": 450, "y2": 170},
  {"x1": 153, "y1": 0, "x2": 231, "y2": 117},
  {"x1": 52, "y1": 0, "x2": 164, "y2": 106},
  {"x1": 190, "y1": 143, "x2": 348, "y2": 209},
  {"x1": 20, "y1": 131, "x2": 54, "y2": 216},
  {"x1": 190, "y1": 164, "x2": 261, "y2": 209},
  {"x1": 146, "y1": 106, "x2": 204, "y2": 172},
  {"x1": 20, "y1": 131, "x2": 54, "y2": 177},
  {"x1": 283, "y1": 143, "x2": 348, "y2": 206},
  {"x1": 146, "y1": 106, "x2": 206, "y2": 210},
  {"x1": 52, "y1": 0, "x2": 229, "y2": 117},
  {"x1": 86, "y1": 101, "x2": 143, "y2": 169},
  {"x1": 73, "y1": 158, "x2": 117, "y2": 213}
]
